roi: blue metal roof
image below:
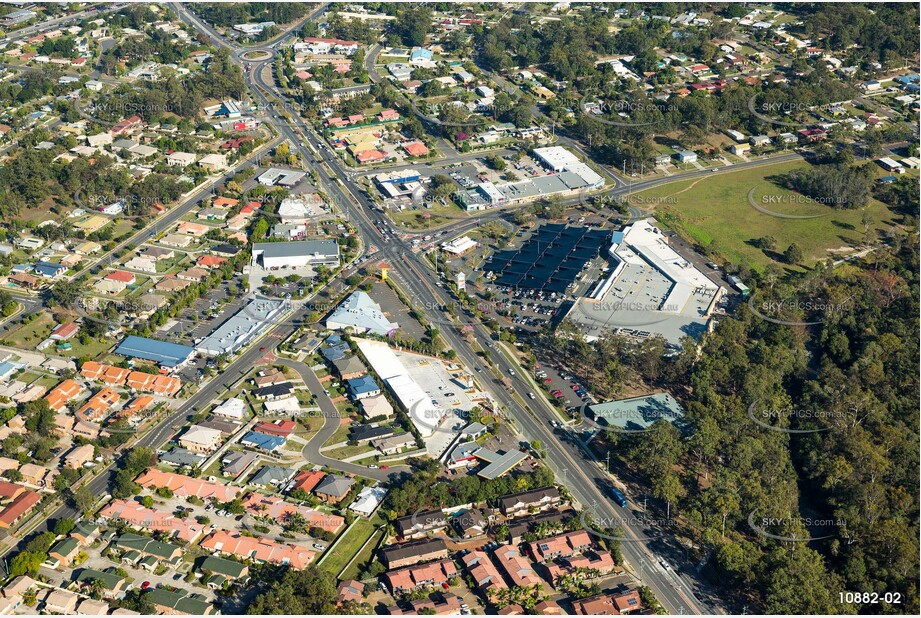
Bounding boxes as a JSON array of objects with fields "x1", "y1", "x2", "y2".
[
  {"x1": 241, "y1": 431, "x2": 285, "y2": 451},
  {"x1": 33, "y1": 261, "x2": 67, "y2": 277},
  {"x1": 115, "y1": 335, "x2": 195, "y2": 367},
  {"x1": 347, "y1": 375, "x2": 380, "y2": 396}
]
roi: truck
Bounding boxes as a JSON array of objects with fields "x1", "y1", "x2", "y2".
[
  {"x1": 610, "y1": 487, "x2": 628, "y2": 508},
  {"x1": 728, "y1": 275, "x2": 750, "y2": 298}
]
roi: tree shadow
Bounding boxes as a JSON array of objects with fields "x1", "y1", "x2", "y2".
[{"x1": 831, "y1": 220, "x2": 856, "y2": 230}]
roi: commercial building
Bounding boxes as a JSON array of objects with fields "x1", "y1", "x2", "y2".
[
  {"x1": 533, "y1": 146, "x2": 581, "y2": 171},
  {"x1": 251, "y1": 240, "x2": 340, "y2": 270},
  {"x1": 326, "y1": 291, "x2": 398, "y2": 336},
  {"x1": 485, "y1": 223, "x2": 610, "y2": 294},
  {"x1": 257, "y1": 168, "x2": 307, "y2": 187},
  {"x1": 196, "y1": 298, "x2": 287, "y2": 356},
  {"x1": 566, "y1": 219, "x2": 721, "y2": 345},
  {"x1": 374, "y1": 169, "x2": 426, "y2": 199},
  {"x1": 586, "y1": 392, "x2": 687, "y2": 432},
  {"x1": 472, "y1": 447, "x2": 528, "y2": 480},
  {"x1": 354, "y1": 339, "x2": 440, "y2": 438},
  {"x1": 115, "y1": 335, "x2": 196, "y2": 368}
]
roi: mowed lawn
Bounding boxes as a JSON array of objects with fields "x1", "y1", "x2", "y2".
[{"x1": 634, "y1": 160, "x2": 896, "y2": 272}]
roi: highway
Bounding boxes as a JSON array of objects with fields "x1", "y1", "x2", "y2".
[
  {"x1": 0, "y1": 6, "x2": 785, "y2": 609},
  {"x1": 0, "y1": 6, "x2": 899, "y2": 613},
  {"x1": 5, "y1": 3, "x2": 809, "y2": 609},
  {"x1": 165, "y1": 4, "x2": 787, "y2": 612}
]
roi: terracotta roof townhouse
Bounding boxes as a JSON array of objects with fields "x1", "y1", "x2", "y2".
[
  {"x1": 77, "y1": 387, "x2": 120, "y2": 420},
  {"x1": 384, "y1": 559, "x2": 457, "y2": 594},
  {"x1": 529, "y1": 530, "x2": 592, "y2": 562},
  {"x1": 201, "y1": 530, "x2": 314, "y2": 569},
  {"x1": 81, "y1": 362, "x2": 131, "y2": 385},
  {"x1": 45, "y1": 379, "x2": 84, "y2": 412},
  {"x1": 135, "y1": 469, "x2": 239, "y2": 502}
]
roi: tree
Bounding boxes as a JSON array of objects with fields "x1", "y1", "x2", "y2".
[
  {"x1": 486, "y1": 155, "x2": 507, "y2": 171},
  {"x1": 70, "y1": 485, "x2": 96, "y2": 516},
  {"x1": 246, "y1": 566, "x2": 338, "y2": 614},
  {"x1": 8, "y1": 551, "x2": 43, "y2": 577},
  {"x1": 48, "y1": 280, "x2": 84, "y2": 308},
  {"x1": 783, "y1": 243, "x2": 804, "y2": 264},
  {"x1": 53, "y1": 517, "x2": 75, "y2": 536},
  {"x1": 393, "y1": 7, "x2": 432, "y2": 47}
]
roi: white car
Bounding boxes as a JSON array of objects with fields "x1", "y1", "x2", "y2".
[
  {"x1": 367, "y1": 465, "x2": 379, "y2": 469},
  {"x1": 528, "y1": 392, "x2": 536, "y2": 399},
  {"x1": 313, "y1": 544, "x2": 326, "y2": 550}
]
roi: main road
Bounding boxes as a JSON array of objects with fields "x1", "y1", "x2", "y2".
[{"x1": 167, "y1": 4, "x2": 754, "y2": 612}]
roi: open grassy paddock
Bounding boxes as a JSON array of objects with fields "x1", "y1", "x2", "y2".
[
  {"x1": 319, "y1": 518, "x2": 378, "y2": 577},
  {"x1": 633, "y1": 160, "x2": 896, "y2": 272}
]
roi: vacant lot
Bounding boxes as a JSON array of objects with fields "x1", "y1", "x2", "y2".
[
  {"x1": 319, "y1": 518, "x2": 377, "y2": 577},
  {"x1": 634, "y1": 160, "x2": 895, "y2": 271}
]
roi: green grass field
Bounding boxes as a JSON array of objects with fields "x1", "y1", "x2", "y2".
[
  {"x1": 633, "y1": 160, "x2": 895, "y2": 272},
  {"x1": 340, "y1": 528, "x2": 384, "y2": 581},
  {"x1": 319, "y1": 519, "x2": 377, "y2": 576},
  {"x1": 389, "y1": 202, "x2": 469, "y2": 230}
]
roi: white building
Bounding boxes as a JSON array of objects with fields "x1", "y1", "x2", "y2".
[
  {"x1": 533, "y1": 146, "x2": 581, "y2": 171},
  {"x1": 326, "y1": 291, "x2": 398, "y2": 336},
  {"x1": 276, "y1": 195, "x2": 324, "y2": 224},
  {"x1": 213, "y1": 398, "x2": 247, "y2": 420},
  {"x1": 251, "y1": 240, "x2": 340, "y2": 270},
  {"x1": 167, "y1": 152, "x2": 197, "y2": 167}
]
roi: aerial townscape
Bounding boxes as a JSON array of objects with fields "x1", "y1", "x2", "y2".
[{"x1": 0, "y1": 1, "x2": 916, "y2": 617}]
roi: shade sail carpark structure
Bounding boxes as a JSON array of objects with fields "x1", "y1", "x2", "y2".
[{"x1": 485, "y1": 224, "x2": 610, "y2": 294}]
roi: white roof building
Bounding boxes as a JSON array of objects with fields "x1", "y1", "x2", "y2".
[
  {"x1": 264, "y1": 396, "x2": 301, "y2": 415},
  {"x1": 533, "y1": 146, "x2": 581, "y2": 171},
  {"x1": 167, "y1": 152, "x2": 197, "y2": 166},
  {"x1": 354, "y1": 339, "x2": 442, "y2": 437},
  {"x1": 277, "y1": 195, "x2": 324, "y2": 224},
  {"x1": 349, "y1": 486, "x2": 387, "y2": 516},
  {"x1": 441, "y1": 236, "x2": 478, "y2": 255},
  {"x1": 325, "y1": 291, "x2": 398, "y2": 336},
  {"x1": 213, "y1": 398, "x2": 247, "y2": 420}
]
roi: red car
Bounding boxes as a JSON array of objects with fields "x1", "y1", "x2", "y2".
[
  {"x1": 442, "y1": 583, "x2": 450, "y2": 590},
  {"x1": 380, "y1": 465, "x2": 389, "y2": 470},
  {"x1": 544, "y1": 377, "x2": 552, "y2": 383},
  {"x1": 141, "y1": 582, "x2": 151, "y2": 590},
  {"x1": 551, "y1": 389, "x2": 563, "y2": 397}
]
